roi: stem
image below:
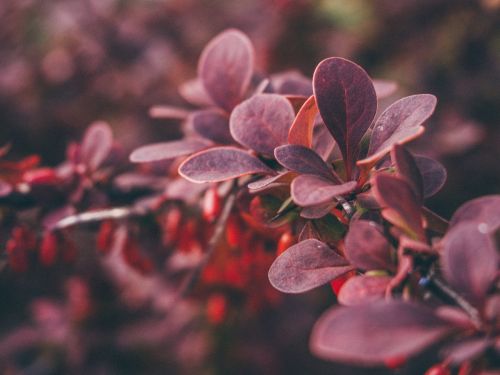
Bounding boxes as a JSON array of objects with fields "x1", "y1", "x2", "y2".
[
  {"x1": 53, "y1": 206, "x2": 146, "y2": 230},
  {"x1": 177, "y1": 186, "x2": 237, "y2": 299}
]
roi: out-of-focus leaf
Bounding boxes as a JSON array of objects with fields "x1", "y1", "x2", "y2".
[
  {"x1": 313, "y1": 57, "x2": 377, "y2": 179},
  {"x1": 300, "y1": 202, "x2": 336, "y2": 219},
  {"x1": 81, "y1": 121, "x2": 113, "y2": 171},
  {"x1": 372, "y1": 173, "x2": 424, "y2": 240},
  {"x1": 198, "y1": 29, "x2": 254, "y2": 112},
  {"x1": 230, "y1": 94, "x2": 295, "y2": 156},
  {"x1": 0, "y1": 179, "x2": 12, "y2": 197},
  {"x1": 286, "y1": 95, "x2": 308, "y2": 114},
  {"x1": 373, "y1": 79, "x2": 398, "y2": 99},
  {"x1": 337, "y1": 275, "x2": 391, "y2": 305},
  {"x1": 178, "y1": 79, "x2": 213, "y2": 107},
  {"x1": 312, "y1": 123, "x2": 336, "y2": 160},
  {"x1": 271, "y1": 70, "x2": 313, "y2": 97},
  {"x1": 274, "y1": 145, "x2": 335, "y2": 180},
  {"x1": 310, "y1": 300, "x2": 456, "y2": 364},
  {"x1": 130, "y1": 139, "x2": 210, "y2": 163},
  {"x1": 359, "y1": 94, "x2": 436, "y2": 167},
  {"x1": 291, "y1": 174, "x2": 357, "y2": 207},
  {"x1": 268, "y1": 239, "x2": 352, "y2": 293},
  {"x1": 344, "y1": 220, "x2": 395, "y2": 271},
  {"x1": 442, "y1": 338, "x2": 490, "y2": 365},
  {"x1": 189, "y1": 109, "x2": 232, "y2": 144},
  {"x1": 149, "y1": 105, "x2": 189, "y2": 120},
  {"x1": 449, "y1": 195, "x2": 500, "y2": 232},
  {"x1": 288, "y1": 95, "x2": 317, "y2": 147},
  {"x1": 415, "y1": 155, "x2": 447, "y2": 198},
  {"x1": 178, "y1": 147, "x2": 274, "y2": 183},
  {"x1": 392, "y1": 144, "x2": 423, "y2": 202},
  {"x1": 442, "y1": 223, "x2": 498, "y2": 305}
]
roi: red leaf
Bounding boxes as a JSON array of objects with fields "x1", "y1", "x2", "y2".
[
  {"x1": 288, "y1": 95, "x2": 317, "y2": 147},
  {"x1": 198, "y1": 29, "x2": 254, "y2": 111},
  {"x1": 268, "y1": 239, "x2": 352, "y2": 293},
  {"x1": 230, "y1": 93, "x2": 295, "y2": 156},
  {"x1": 179, "y1": 147, "x2": 274, "y2": 183},
  {"x1": 313, "y1": 57, "x2": 377, "y2": 179},
  {"x1": 130, "y1": 139, "x2": 210, "y2": 163},
  {"x1": 291, "y1": 174, "x2": 357, "y2": 207},
  {"x1": 310, "y1": 300, "x2": 456, "y2": 365},
  {"x1": 189, "y1": 109, "x2": 232, "y2": 144}
]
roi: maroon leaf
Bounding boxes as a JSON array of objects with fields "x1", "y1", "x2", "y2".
[
  {"x1": 268, "y1": 239, "x2": 353, "y2": 293},
  {"x1": 449, "y1": 195, "x2": 500, "y2": 232},
  {"x1": 130, "y1": 139, "x2": 210, "y2": 163},
  {"x1": 414, "y1": 156, "x2": 447, "y2": 198},
  {"x1": 310, "y1": 300, "x2": 456, "y2": 364},
  {"x1": 178, "y1": 147, "x2": 274, "y2": 183},
  {"x1": 230, "y1": 94, "x2": 295, "y2": 156},
  {"x1": 247, "y1": 172, "x2": 291, "y2": 192},
  {"x1": 337, "y1": 275, "x2": 392, "y2": 305},
  {"x1": 359, "y1": 94, "x2": 436, "y2": 167},
  {"x1": 344, "y1": 220, "x2": 395, "y2": 271},
  {"x1": 198, "y1": 29, "x2": 254, "y2": 112},
  {"x1": 313, "y1": 57, "x2": 377, "y2": 179},
  {"x1": 391, "y1": 144, "x2": 423, "y2": 202},
  {"x1": 189, "y1": 109, "x2": 232, "y2": 144},
  {"x1": 291, "y1": 174, "x2": 357, "y2": 207},
  {"x1": 274, "y1": 145, "x2": 336, "y2": 181},
  {"x1": 373, "y1": 79, "x2": 398, "y2": 99},
  {"x1": 81, "y1": 121, "x2": 113, "y2": 171},
  {"x1": 372, "y1": 173, "x2": 425, "y2": 240},
  {"x1": 288, "y1": 95, "x2": 317, "y2": 148},
  {"x1": 442, "y1": 223, "x2": 498, "y2": 305}
]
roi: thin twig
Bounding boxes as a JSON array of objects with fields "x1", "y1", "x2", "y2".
[{"x1": 53, "y1": 206, "x2": 147, "y2": 230}]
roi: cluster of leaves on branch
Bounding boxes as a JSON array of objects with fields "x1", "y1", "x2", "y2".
[{"x1": 1, "y1": 28, "x2": 498, "y2": 374}]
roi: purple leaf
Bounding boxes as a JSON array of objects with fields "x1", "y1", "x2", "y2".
[
  {"x1": 274, "y1": 145, "x2": 336, "y2": 181},
  {"x1": 313, "y1": 57, "x2": 377, "y2": 179},
  {"x1": 373, "y1": 79, "x2": 398, "y2": 99},
  {"x1": 344, "y1": 220, "x2": 395, "y2": 272},
  {"x1": 442, "y1": 338, "x2": 490, "y2": 365},
  {"x1": 268, "y1": 239, "x2": 353, "y2": 293},
  {"x1": 178, "y1": 79, "x2": 213, "y2": 107},
  {"x1": 310, "y1": 300, "x2": 456, "y2": 365},
  {"x1": 247, "y1": 172, "x2": 291, "y2": 192},
  {"x1": 414, "y1": 155, "x2": 447, "y2": 198},
  {"x1": 198, "y1": 29, "x2": 254, "y2": 112},
  {"x1": 271, "y1": 70, "x2": 313, "y2": 96},
  {"x1": 288, "y1": 95, "x2": 317, "y2": 147},
  {"x1": 312, "y1": 123, "x2": 336, "y2": 160},
  {"x1": 449, "y1": 195, "x2": 500, "y2": 232},
  {"x1": 130, "y1": 139, "x2": 210, "y2": 163},
  {"x1": 442, "y1": 223, "x2": 499, "y2": 305},
  {"x1": 391, "y1": 144, "x2": 423, "y2": 202},
  {"x1": 372, "y1": 173, "x2": 424, "y2": 240},
  {"x1": 81, "y1": 121, "x2": 113, "y2": 171},
  {"x1": 230, "y1": 94, "x2": 295, "y2": 156},
  {"x1": 178, "y1": 147, "x2": 274, "y2": 183},
  {"x1": 300, "y1": 202, "x2": 336, "y2": 219},
  {"x1": 360, "y1": 94, "x2": 436, "y2": 166},
  {"x1": 291, "y1": 174, "x2": 357, "y2": 207},
  {"x1": 189, "y1": 109, "x2": 232, "y2": 144},
  {"x1": 337, "y1": 275, "x2": 392, "y2": 305}
]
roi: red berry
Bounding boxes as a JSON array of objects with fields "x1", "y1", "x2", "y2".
[
  {"x1": 202, "y1": 185, "x2": 221, "y2": 222},
  {"x1": 23, "y1": 168, "x2": 59, "y2": 185},
  {"x1": 330, "y1": 270, "x2": 356, "y2": 296},
  {"x1": 96, "y1": 221, "x2": 114, "y2": 254},
  {"x1": 225, "y1": 215, "x2": 242, "y2": 247},
  {"x1": 206, "y1": 293, "x2": 227, "y2": 325},
  {"x1": 384, "y1": 356, "x2": 406, "y2": 369},
  {"x1": 276, "y1": 231, "x2": 295, "y2": 256},
  {"x1": 425, "y1": 364, "x2": 451, "y2": 375},
  {"x1": 39, "y1": 231, "x2": 58, "y2": 266}
]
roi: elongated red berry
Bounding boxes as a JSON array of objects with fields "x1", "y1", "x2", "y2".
[
  {"x1": 276, "y1": 231, "x2": 295, "y2": 256},
  {"x1": 206, "y1": 293, "x2": 227, "y2": 325},
  {"x1": 40, "y1": 231, "x2": 58, "y2": 266},
  {"x1": 225, "y1": 215, "x2": 242, "y2": 247},
  {"x1": 202, "y1": 185, "x2": 221, "y2": 222},
  {"x1": 425, "y1": 364, "x2": 451, "y2": 375}
]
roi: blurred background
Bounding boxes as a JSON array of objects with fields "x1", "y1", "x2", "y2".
[{"x1": 0, "y1": 0, "x2": 499, "y2": 374}]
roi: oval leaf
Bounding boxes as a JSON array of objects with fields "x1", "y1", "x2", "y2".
[
  {"x1": 344, "y1": 220, "x2": 395, "y2": 271},
  {"x1": 198, "y1": 29, "x2": 254, "y2": 111},
  {"x1": 189, "y1": 109, "x2": 232, "y2": 144},
  {"x1": 274, "y1": 144, "x2": 335, "y2": 181},
  {"x1": 414, "y1": 155, "x2": 447, "y2": 198},
  {"x1": 313, "y1": 57, "x2": 377, "y2": 178},
  {"x1": 311, "y1": 300, "x2": 455, "y2": 364},
  {"x1": 130, "y1": 139, "x2": 210, "y2": 163},
  {"x1": 392, "y1": 144, "x2": 424, "y2": 202},
  {"x1": 373, "y1": 79, "x2": 398, "y2": 99},
  {"x1": 178, "y1": 79, "x2": 213, "y2": 107},
  {"x1": 230, "y1": 93, "x2": 295, "y2": 156},
  {"x1": 291, "y1": 174, "x2": 357, "y2": 207},
  {"x1": 360, "y1": 94, "x2": 437, "y2": 166},
  {"x1": 178, "y1": 147, "x2": 274, "y2": 183},
  {"x1": 268, "y1": 239, "x2": 352, "y2": 293},
  {"x1": 372, "y1": 173, "x2": 424, "y2": 240},
  {"x1": 337, "y1": 275, "x2": 392, "y2": 306},
  {"x1": 449, "y1": 195, "x2": 500, "y2": 232},
  {"x1": 442, "y1": 223, "x2": 499, "y2": 305},
  {"x1": 81, "y1": 121, "x2": 113, "y2": 171},
  {"x1": 288, "y1": 95, "x2": 317, "y2": 147}
]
